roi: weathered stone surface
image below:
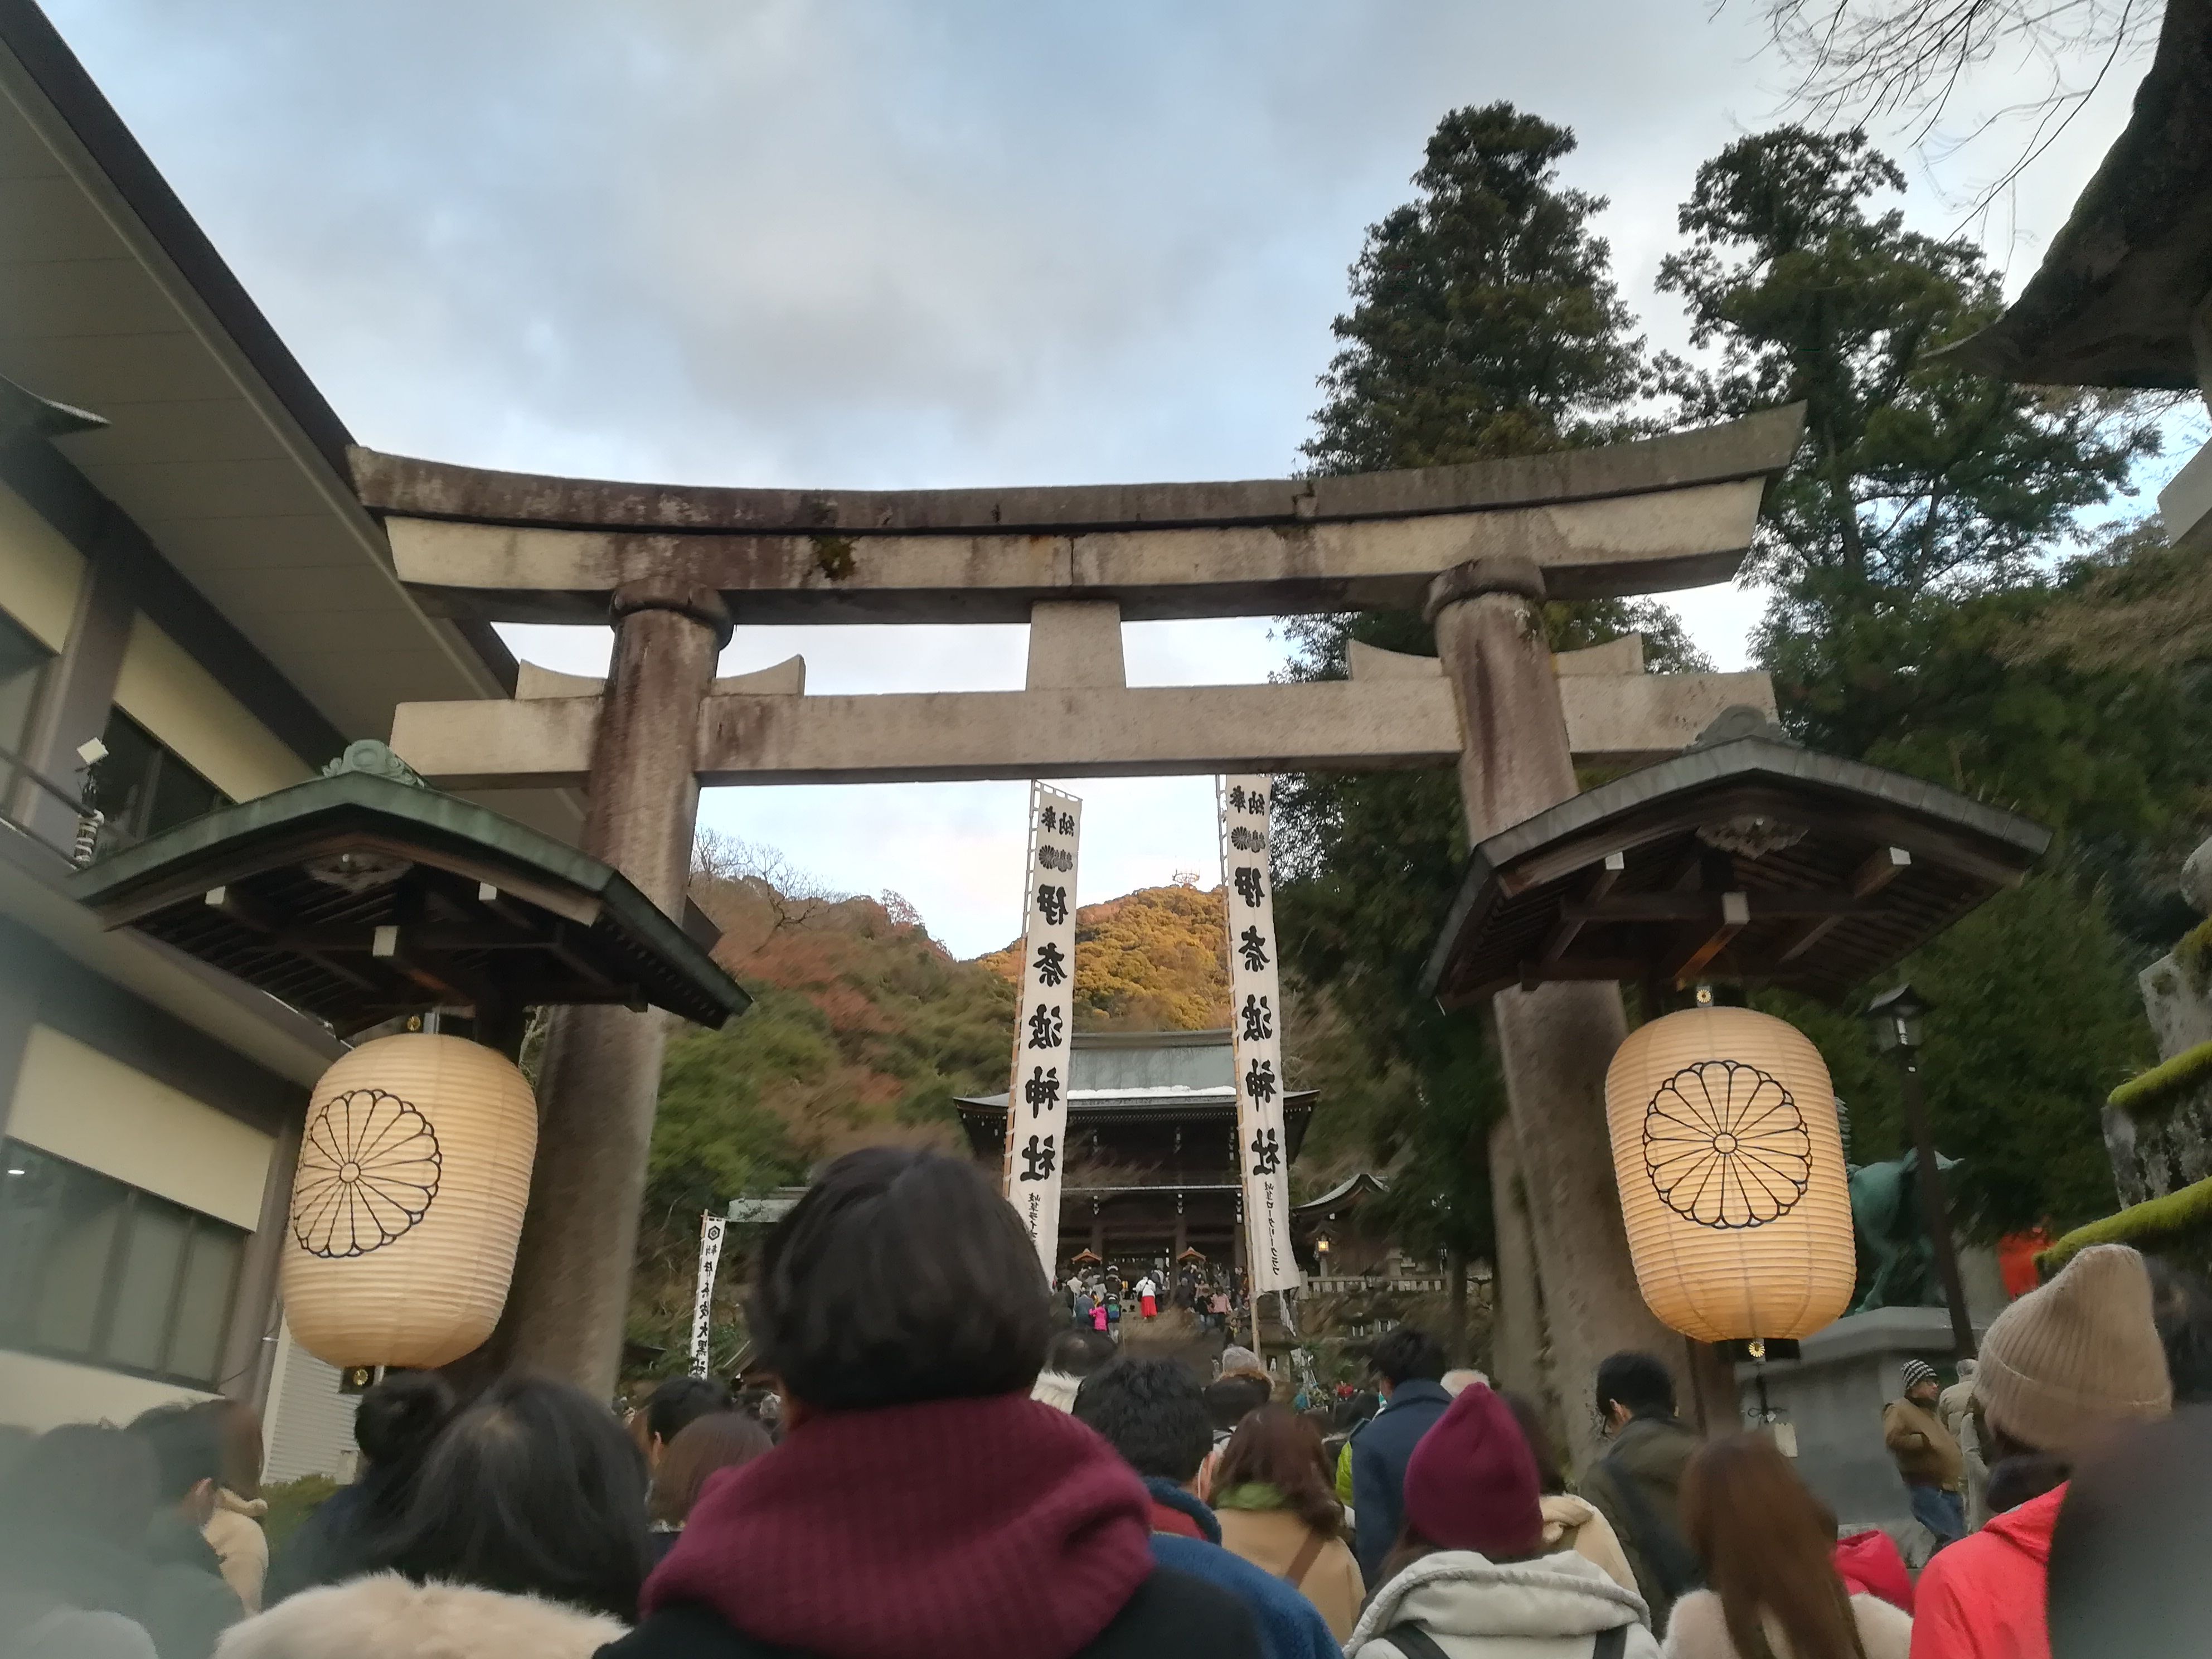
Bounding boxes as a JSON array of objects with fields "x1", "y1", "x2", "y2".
[
  {"x1": 382, "y1": 477, "x2": 1772, "y2": 624},
  {"x1": 1025, "y1": 600, "x2": 1126, "y2": 690},
  {"x1": 498, "y1": 601, "x2": 722, "y2": 1396},
  {"x1": 1428, "y1": 566, "x2": 1720, "y2": 1471},
  {"x1": 352, "y1": 406, "x2": 1803, "y2": 535},
  {"x1": 390, "y1": 670, "x2": 1777, "y2": 790}
]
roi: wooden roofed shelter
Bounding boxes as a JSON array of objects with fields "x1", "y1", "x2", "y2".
[{"x1": 345, "y1": 406, "x2": 1807, "y2": 1427}]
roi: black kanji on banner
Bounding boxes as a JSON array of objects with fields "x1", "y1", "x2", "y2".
[
  {"x1": 1035, "y1": 884, "x2": 1069, "y2": 926},
  {"x1": 1238, "y1": 926, "x2": 1269, "y2": 971},
  {"x1": 1027, "y1": 1002, "x2": 1065, "y2": 1050},
  {"x1": 1240, "y1": 994, "x2": 1273, "y2": 1042},
  {"x1": 1233, "y1": 867, "x2": 1265, "y2": 908},
  {"x1": 1244, "y1": 1057, "x2": 1277, "y2": 1104},
  {"x1": 1249, "y1": 1128, "x2": 1281, "y2": 1176},
  {"x1": 1032, "y1": 940, "x2": 1068, "y2": 987},
  {"x1": 1023, "y1": 1065, "x2": 1061, "y2": 1117},
  {"x1": 1019, "y1": 1134, "x2": 1058, "y2": 1181}
]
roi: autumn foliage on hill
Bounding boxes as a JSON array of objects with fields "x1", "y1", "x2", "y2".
[{"x1": 979, "y1": 880, "x2": 1231, "y2": 1031}]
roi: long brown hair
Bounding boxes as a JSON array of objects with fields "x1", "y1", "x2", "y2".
[
  {"x1": 648, "y1": 1411, "x2": 773, "y2": 1526},
  {"x1": 1680, "y1": 1435, "x2": 1865, "y2": 1659},
  {"x1": 1213, "y1": 1404, "x2": 1342, "y2": 1537}
]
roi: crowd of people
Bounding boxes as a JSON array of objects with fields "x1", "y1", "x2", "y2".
[
  {"x1": 1065, "y1": 1262, "x2": 1246, "y2": 1341},
  {"x1": 2, "y1": 1145, "x2": 2208, "y2": 1659}
]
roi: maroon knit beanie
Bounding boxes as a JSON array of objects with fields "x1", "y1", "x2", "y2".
[{"x1": 1400, "y1": 1383, "x2": 1544, "y2": 1559}]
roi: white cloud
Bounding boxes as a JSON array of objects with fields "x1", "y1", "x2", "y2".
[{"x1": 40, "y1": 0, "x2": 2160, "y2": 949}]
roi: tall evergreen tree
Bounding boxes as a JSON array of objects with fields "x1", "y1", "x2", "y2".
[
  {"x1": 1656, "y1": 127, "x2": 2197, "y2": 1231},
  {"x1": 1304, "y1": 103, "x2": 1649, "y2": 473},
  {"x1": 1280, "y1": 105, "x2": 1683, "y2": 1302}
]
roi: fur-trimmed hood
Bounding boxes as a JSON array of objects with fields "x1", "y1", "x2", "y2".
[
  {"x1": 1348, "y1": 1548, "x2": 1658, "y2": 1658},
  {"x1": 213, "y1": 1573, "x2": 625, "y2": 1659}
]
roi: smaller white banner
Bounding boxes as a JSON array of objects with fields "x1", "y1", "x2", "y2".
[
  {"x1": 1002, "y1": 784, "x2": 1083, "y2": 1279},
  {"x1": 689, "y1": 1210, "x2": 727, "y2": 1377},
  {"x1": 1220, "y1": 775, "x2": 1302, "y2": 1295}
]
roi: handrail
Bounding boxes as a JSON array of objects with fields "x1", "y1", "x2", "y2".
[{"x1": 0, "y1": 741, "x2": 103, "y2": 864}]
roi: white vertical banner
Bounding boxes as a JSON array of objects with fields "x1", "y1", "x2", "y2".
[
  {"x1": 689, "y1": 1210, "x2": 727, "y2": 1377},
  {"x1": 1002, "y1": 783, "x2": 1082, "y2": 1280},
  {"x1": 1220, "y1": 775, "x2": 1301, "y2": 1296}
]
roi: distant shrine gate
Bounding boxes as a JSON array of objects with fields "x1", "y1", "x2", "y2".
[{"x1": 355, "y1": 405, "x2": 1803, "y2": 1420}]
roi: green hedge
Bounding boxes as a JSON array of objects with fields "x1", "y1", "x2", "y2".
[
  {"x1": 2107, "y1": 1038, "x2": 2212, "y2": 1122},
  {"x1": 2037, "y1": 1173, "x2": 2212, "y2": 1276}
]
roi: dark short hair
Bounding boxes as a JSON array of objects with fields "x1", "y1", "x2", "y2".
[
  {"x1": 644, "y1": 1375, "x2": 734, "y2": 1445},
  {"x1": 355, "y1": 1371, "x2": 455, "y2": 1470},
  {"x1": 1367, "y1": 1327, "x2": 1448, "y2": 1389},
  {"x1": 1204, "y1": 1374, "x2": 1272, "y2": 1435},
  {"x1": 1595, "y1": 1351, "x2": 1677, "y2": 1420},
  {"x1": 1073, "y1": 1357, "x2": 1212, "y2": 1483},
  {"x1": 1044, "y1": 1330, "x2": 1114, "y2": 1379},
  {"x1": 647, "y1": 1412, "x2": 772, "y2": 1527},
  {"x1": 127, "y1": 1403, "x2": 224, "y2": 1503},
  {"x1": 751, "y1": 1147, "x2": 1052, "y2": 1411},
  {"x1": 366, "y1": 1374, "x2": 650, "y2": 1623}
]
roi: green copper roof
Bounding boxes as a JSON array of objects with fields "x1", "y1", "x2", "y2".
[{"x1": 71, "y1": 745, "x2": 746, "y2": 1034}]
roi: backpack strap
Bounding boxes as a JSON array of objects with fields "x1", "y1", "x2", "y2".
[
  {"x1": 1379, "y1": 1623, "x2": 1454, "y2": 1659},
  {"x1": 1282, "y1": 1529, "x2": 1326, "y2": 1589},
  {"x1": 1593, "y1": 1626, "x2": 1628, "y2": 1659}
]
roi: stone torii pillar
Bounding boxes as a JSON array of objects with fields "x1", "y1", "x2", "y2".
[
  {"x1": 1428, "y1": 554, "x2": 1733, "y2": 1464},
  {"x1": 499, "y1": 578, "x2": 730, "y2": 1395}
]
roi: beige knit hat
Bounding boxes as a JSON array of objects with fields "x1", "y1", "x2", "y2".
[{"x1": 1975, "y1": 1244, "x2": 2172, "y2": 1455}]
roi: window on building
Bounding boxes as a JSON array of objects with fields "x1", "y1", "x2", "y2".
[
  {"x1": 84, "y1": 709, "x2": 227, "y2": 851},
  {"x1": 0, "y1": 610, "x2": 50, "y2": 761},
  {"x1": 0, "y1": 1139, "x2": 248, "y2": 1388}
]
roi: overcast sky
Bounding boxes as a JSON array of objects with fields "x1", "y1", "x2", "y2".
[{"x1": 44, "y1": 0, "x2": 2174, "y2": 955}]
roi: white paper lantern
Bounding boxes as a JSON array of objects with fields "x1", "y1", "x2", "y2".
[
  {"x1": 1605, "y1": 1006, "x2": 1855, "y2": 1345},
  {"x1": 281, "y1": 1033, "x2": 537, "y2": 1369}
]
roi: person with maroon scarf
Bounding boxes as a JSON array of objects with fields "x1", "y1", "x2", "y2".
[{"x1": 600, "y1": 1148, "x2": 1260, "y2": 1659}]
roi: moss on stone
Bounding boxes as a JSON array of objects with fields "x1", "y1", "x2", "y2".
[
  {"x1": 2038, "y1": 1174, "x2": 2212, "y2": 1277},
  {"x1": 2107, "y1": 1037, "x2": 2212, "y2": 1120},
  {"x1": 809, "y1": 533, "x2": 856, "y2": 580},
  {"x1": 2177, "y1": 918, "x2": 2212, "y2": 995}
]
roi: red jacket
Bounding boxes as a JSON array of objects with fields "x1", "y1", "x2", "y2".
[
  {"x1": 1909, "y1": 1482, "x2": 2064, "y2": 1659},
  {"x1": 1835, "y1": 1527, "x2": 1914, "y2": 1613}
]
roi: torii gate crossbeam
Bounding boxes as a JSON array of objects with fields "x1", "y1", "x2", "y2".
[{"x1": 350, "y1": 406, "x2": 1804, "y2": 1452}]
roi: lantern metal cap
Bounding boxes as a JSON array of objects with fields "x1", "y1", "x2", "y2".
[
  {"x1": 1423, "y1": 731, "x2": 2050, "y2": 1008},
  {"x1": 69, "y1": 762, "x2": 749, "y2": 1035},
  {"x1": 1865, "y1": 982, "x2": 1933, "y2": 1052}
]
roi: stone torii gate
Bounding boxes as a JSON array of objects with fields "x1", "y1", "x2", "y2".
[{"x1": 353, "y1": 405, "x2": 1802, "y2": 1413}]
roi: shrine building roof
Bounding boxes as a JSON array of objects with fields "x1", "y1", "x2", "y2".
[{"x1": 1423, "y1": 714, "x2": 2051, "y2": 1009}]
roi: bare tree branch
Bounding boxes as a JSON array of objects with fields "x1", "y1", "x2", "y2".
[{"x1": 1743, "y1": 0, "x2": 2160, "y2": 224}]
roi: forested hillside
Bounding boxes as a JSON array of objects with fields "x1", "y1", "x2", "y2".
[
  {"x1": 978, "y1": 880, "x2": 1231, "y2": 1030},
  {"x1": 628, "y1": 867, "x2": 1260, "y2": 1361}
]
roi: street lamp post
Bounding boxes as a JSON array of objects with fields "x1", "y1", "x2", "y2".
[{"x1": 1864, "y1": 984, "x2": 1977, "y2": 1361}]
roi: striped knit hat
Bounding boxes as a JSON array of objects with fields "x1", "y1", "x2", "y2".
[
  {"x1": 1975, "y1": 1244, "x2": 2172, "y2": 1456},
  {"x1": 1900, "y1": 1359, "x2": 1939, "y2": 1394}
]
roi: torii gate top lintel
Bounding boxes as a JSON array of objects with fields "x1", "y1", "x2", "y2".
[{"x1": 352, "y1": 405, "x2": 1804, "y2": 628}]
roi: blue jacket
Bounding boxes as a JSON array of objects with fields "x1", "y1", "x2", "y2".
[
  {"x1": 1350, "y1": 1377, "x2": 1453, "y2": 1585},
  {"x1": 1143, "y1": 1481, "x2": 1338, "y2": 1659}
]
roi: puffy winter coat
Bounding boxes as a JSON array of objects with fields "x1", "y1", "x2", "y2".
[
  {"x1": 202, "y1": 1492, "x2": 269, "y2": 1616},
  {"x1": 1661, "y1": 1588, "x2": 1911, "y2": 1659},
  {"x1": 212, "y1": 1574, "x2": 624, "y2": 1659},
  {"x1": 1348, "y1": 1549, "x2": 1659, "y2": 1659},
  {"x1": 1582, "y1": 1416, "x2": 1700, "y2": 1635},
  {"x1": 1350, "y1": 1380, "x2": 1453, "y2": 1585},
  {"x1": 1908, "y1": 1482, "x2": 2063, "y2": 1659},
  {"x1": 1540, "y1": 1496, "x2": 1637, "y2": 1598}
]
